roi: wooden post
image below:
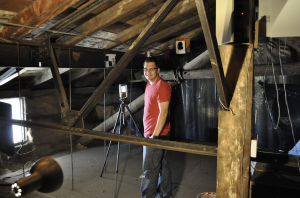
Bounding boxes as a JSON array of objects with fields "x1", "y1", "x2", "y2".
[{"x1": 217, "y1": 44, "x2": 254, "y2": 198}]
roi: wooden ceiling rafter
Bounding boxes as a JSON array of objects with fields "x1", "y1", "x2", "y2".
[
  {"x1": 32, "y1": 0, "x2": 112, "y2": 42},
  {"x1": 56, "y1": 0, "x2": 156, "y2": 45},
  {"x1": 143, "y1": 15, "x2": 200, "y2": 47},
  {"x1": 69, "y1": 0, "x2": 181, "y2": 127},
  {"x1": 0, "y1": 0, "x2": 81, "y2": 39},
  {"x1": 150, "y1": 27, "x2": 203, "y2": 55},
  {"x1": 105, "y1": 0, "x2": 197, "y2": 50}
]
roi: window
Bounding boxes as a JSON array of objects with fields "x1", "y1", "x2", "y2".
[{"x1": 0, "y1": 97, "x2": 26, "y2": 143}]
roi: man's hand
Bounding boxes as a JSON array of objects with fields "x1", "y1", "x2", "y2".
[{"x1": 149, "y1": 134, "x2": 158, "y2": 139}]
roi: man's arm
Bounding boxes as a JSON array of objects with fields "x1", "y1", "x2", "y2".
[{"x1": 150, "y1": 101, "x2": 170, "y2": 139}]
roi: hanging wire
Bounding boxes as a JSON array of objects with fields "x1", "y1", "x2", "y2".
[
  {"x1": 218, "y1": 98, "x2": 234, "y2": 115},
  {"x1": 129, "y1": 61, "x2": 133, "y2": 157},
  {"x1": 103, "y1": 52, "x2": 106, "y2": 172},
  {"x1": 16, "y1": 42, "x2": 26, "y2": 178},
  {"x1": 16, "y1": 147, "x2": 35, "y2": 155},
  {"x1": 240, "y1": 46, "x2": 253, "y2": 198},
  {"x1": 69, "y1": 48, "x2": 75, "y2": 189},
  {"x1": 263, "y1": 41, "x2": 281, "y2": 130},
  {"x1": 278, "y1": 38, "x2": 300, "y2": 172}
]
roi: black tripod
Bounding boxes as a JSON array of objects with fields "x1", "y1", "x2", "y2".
[{"x1": 100, "y1": 97, "x2": 143, "y2": 198}]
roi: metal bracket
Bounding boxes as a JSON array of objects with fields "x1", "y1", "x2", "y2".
[{"x1": 31, "y1": 47, "x2": 44, "y2": 63}]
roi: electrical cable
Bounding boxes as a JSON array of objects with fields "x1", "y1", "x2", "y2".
[
  {"x1": 263, "y1": 42, "x2": 281, "y2": 130},
  {"x1": 103, "y1": 54, "x2": 106, "y2": 172},
  {"x1": 278, "y1": 38, "x2": 300, "y2": 172},
  {"x1": 69, "y1": 48, "x2": 75, "y2": 189},
  {"x1": 129, "y1": 61, "x2": 133, "y2": 157},
  {"x1": 16, "y1": 42, "x2": 26, "y2": 178},
  {"x1": 240, "y1": 46, "x2": 253, "y2": 198}
]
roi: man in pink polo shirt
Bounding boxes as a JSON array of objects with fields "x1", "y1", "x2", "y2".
[{"x1": 140, "y1": 57, "x2": 172, "y2": 198}]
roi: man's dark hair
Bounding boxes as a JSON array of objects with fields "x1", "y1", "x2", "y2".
[{"x1": 144, "y1": 57, "x2": 159, "y2": 68}]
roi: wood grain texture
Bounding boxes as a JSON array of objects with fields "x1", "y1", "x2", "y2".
[
  {"x1": 217, "y1": 44, "x2": 253, "y2": 198},
  {"x1": 143, "y1": 15, "x2": 200, "y2": 46},
  {"x1": 0, "y1": 116, "x2": 218, "y2": 156},
  {"x1": 0, "y1": 0, "x2": 36, "y2": 13},
  {"x1": 70, "y1": 0, "x2": 180, "y2": 127},
  {"x1": 105, "y1": 0, "x2": 197, "y2": 49},
  {"x1": 0, "y1": 0, "x2": 80, "y2": 39},
  {"x1": 150, "y1": 27, "x2": 203, "y2": 54},
  {"x1": 57, "y1": 0, "x2": 155, "y2": 45}
]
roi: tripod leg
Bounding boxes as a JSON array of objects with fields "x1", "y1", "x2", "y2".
[
  {"x1": 100, "y1": 141, "x2": 112, "y2": 177},
  {"x1": 115, "y1": 106, "x2": 124, "y2": 198},
  {"x1": 100, "y1": 105, "x2": 122, "y2": 177},
  {"x1": 114, "y1": 141, "x2": 120, "y2": 198},
  {"x1": 125, "y1": 105, "x2": 143, "y2": 137}
]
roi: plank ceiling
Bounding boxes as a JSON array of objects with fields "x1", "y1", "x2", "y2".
[
  {"x1": 0, "y1": 0, "x2": 211, "y2": 91},
  {"x1": 2, "y1": 0, "x2": 299, "y2": 93}
]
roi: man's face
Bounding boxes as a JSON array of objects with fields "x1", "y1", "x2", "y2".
[{"x1": 144, "y1": 62, "x2": 160, "y2": 83}]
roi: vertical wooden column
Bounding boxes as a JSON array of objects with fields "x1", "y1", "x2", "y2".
[{"x1": 217, "y1": 44, "x2": 253, "y2": 198}]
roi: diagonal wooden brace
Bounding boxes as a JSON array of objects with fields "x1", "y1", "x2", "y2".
[{"x1": 69, "y1": 0, "x2": 180, "y2": 127}]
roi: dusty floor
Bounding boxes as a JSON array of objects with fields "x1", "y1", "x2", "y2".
[{"x1": 0, "y1": 143, "x2": 217, "y2": 198}]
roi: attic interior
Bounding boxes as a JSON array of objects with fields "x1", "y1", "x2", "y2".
[{"x1": 1, "y1": 0, "x2": 300, "y2": 197}]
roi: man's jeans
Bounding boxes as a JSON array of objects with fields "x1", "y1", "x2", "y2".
[{"x1": 140, "y1": 135, "x2": 172, "y2": 198}]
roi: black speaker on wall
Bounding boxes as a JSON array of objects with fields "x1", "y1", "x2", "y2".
[{"x1": 0, "y1": 101, "x2": 15, "y2": 156}]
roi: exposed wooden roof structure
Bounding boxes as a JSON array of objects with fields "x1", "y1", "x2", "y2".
[
  {"x1": 0, "y1": 0, "x2": 299, "y2": 91},
  {"x1": 0, "y1": 0, "x2": 210, "y2": 92},
  {"x1": 1, "y1": 1, "x2": 300, "y2": 197}
]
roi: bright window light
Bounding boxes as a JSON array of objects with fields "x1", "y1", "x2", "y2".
[{"x1": 0, "y1": 98, "x2": 25, "y2": 143}]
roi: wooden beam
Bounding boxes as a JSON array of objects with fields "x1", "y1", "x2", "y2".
[
  {"x1": 195, "y1": 0, "x2": 229, "y2": 108},
  {"x1": 70, "y1": 0, "x2": 180, "y2": 127},
  {"x1": 33, "y1": 0, "x2": 111, "y2": 41},
  {"x1": 217, "y1": 44, "x2": 253, "y2": 198},
  {"x1": 0, "y1": 116, "x2": 218, "y2": 156},
  {"x1": 0, "y1": 41, "x2": 145, "y2": 69},
  {"x1": 0, "y1": 10, "x2": 18, "y2": 22},
  {"x1": 0, "y1": 0, "x2": 80, "y2": 39},
  {"x1": 77, "y1": 93, "x2": 145, "y2": 145},
  {"x1": 120, "y1": 1, "x2": 163, "y2": 25},
  {"x1": 104, "y1": 0, "x2": 197, "y2": 49},
  {"x1": 46, "y1": 39, "x2": 69, "y2": 109},
  {"x1": 0, "y1": 10, "x2": 18, "y2": 32},
  {"x1": 56, "y1": 0, "x2": 155, "y2": 45},
  {"x1": 150, "y1": 27, "x2": 203, "y2": 55},
  {"x1": 0, "y1": 36, "x2": 41, "y2": 46},
  {"x1": 143, "y1": 15, "x2": 200, "y2": 46}
]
